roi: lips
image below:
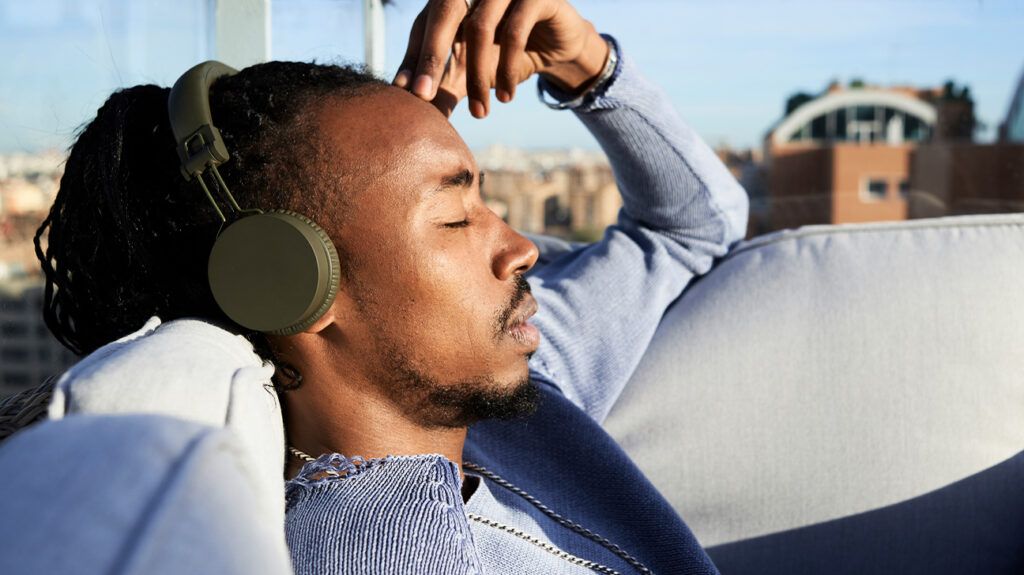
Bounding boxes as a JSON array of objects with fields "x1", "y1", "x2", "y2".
[{"x1": 505, "y1": 295, "x2": 540, "y2": 348}]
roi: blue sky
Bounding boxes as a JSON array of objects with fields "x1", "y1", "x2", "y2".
[{"x1": 0, "y1": 0, "x2": 1022, "y2": 153}]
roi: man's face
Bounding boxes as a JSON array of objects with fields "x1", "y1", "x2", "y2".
[{"x1": 315, "y1": 87, "x2": 541, "y2": 428}]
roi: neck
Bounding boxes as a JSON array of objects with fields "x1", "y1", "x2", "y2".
[
  {"x1": 277, "y1": 331, "x2": 469, "y2": 481},
  {"x1": 284, "y1": 390, "x2": 468, "y2": 479}
]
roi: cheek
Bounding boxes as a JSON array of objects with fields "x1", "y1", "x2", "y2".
[
  {"x1": 345, "y1": 219, "x2": 508, "y2": 373},
  {"x1": 397, "y1": 239, "x2": 504, "y2": 360},
  {"x1": 351, "y1": 232, "x2": 473, "y2": 324}
]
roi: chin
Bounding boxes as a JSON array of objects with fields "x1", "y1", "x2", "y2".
[
  {"x1": 418, "y1": 374, "x2": 540, "y2": 429},
  {"x1": 377, "y1": 341, "x2": 540, "y2": 428}
]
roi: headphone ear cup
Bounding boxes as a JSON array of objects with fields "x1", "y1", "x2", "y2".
[{"x1": 208, "y1": 210, "x2": 340, "y2": 335}]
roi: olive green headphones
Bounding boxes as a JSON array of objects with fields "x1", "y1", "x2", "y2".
[{"x1": 167, "y1": 61, "x2": 340, "y2": 335}]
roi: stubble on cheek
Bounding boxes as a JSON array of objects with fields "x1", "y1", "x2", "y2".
[{"x1": 339, "y1": 246, "x2": 539, "y2": 428}]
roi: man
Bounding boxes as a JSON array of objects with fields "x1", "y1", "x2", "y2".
[
  {"x1": 22, "y1": 0, "x2": 747, "y2": 572},
  {"x1": 280, "y1": 1, "x2": 747, "y2": 573}
]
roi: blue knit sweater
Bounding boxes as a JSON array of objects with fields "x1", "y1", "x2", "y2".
[{"x1": 284, "y1": 37, "x2": 749, "y2": 575}]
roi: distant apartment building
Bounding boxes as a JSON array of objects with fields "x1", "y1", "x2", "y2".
[
  {"x1": 716, "y1": 147, "x2": 767, "y2": 238},
  {"x1": 0, "y1": 150, "x2": 62, "y2": 271},
  {"x1": 761, "y1": 82, "x2": 946, "y2": 232},
  {"x1": 0, "y1": 277, "x2": 77, "y2": 397},
  {"x1": 475, "y1": 146, "x2": 621, "y2": 241}
]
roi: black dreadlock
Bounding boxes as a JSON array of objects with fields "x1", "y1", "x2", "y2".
[{"x1": 34, "y1": 61, "x2": 387, "y2": 392}]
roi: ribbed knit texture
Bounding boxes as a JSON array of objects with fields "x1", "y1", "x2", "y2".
[
  {"x1": 286, "y1": 454, "x2": 482, "y2": 574},
  {"x1": 284, "y1": 36, "x2": 748, "y2": 574}
]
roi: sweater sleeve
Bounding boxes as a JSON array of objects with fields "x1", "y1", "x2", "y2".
[
  {"x1": 285, "y1": 454, "x2": 482, "y2": 575},
  {"x1": 526, "y1": 36, "x2": 750, "y2": 424}
]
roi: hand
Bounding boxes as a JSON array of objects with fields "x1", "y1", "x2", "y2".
[{"x1": 393, "y1": 0, "x2": 609, "y2": 118}]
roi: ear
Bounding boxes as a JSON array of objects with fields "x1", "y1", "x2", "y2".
[{"x1": 302, "y1": 301, "x2": 338, "y2": 334}]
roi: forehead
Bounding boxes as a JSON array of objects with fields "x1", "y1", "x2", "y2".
[{"x1": 314, "y1": 87, "x2": 473, "y2": 201}]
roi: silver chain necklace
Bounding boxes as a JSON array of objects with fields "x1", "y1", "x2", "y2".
[
  {"x1": 464, "y1": 511, "x2": 622, "y2": 574},
  {"x1": 288, "y1": 448, "x2": 652, "y2": 575},
  {"x1": 462, "y1": 460, "x2": 652, "y2": 575}
]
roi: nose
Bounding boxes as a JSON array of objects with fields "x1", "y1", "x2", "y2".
[{"x1": 492, "y1": 220, "x2": 539, "y2": 280}]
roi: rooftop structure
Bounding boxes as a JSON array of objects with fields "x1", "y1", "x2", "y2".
[
  {"x1": 769, "y1": 87, "x2": 936, "y2": 147},
  {"x1": 760, "y1": 81, "x2": 964, "y2": 232}
]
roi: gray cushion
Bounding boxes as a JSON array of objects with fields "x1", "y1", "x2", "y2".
[
  {"x1": 0, "y1": 414, "x2": 292, "y2": 575},
  {"x1": 602, "y1": 213, "x2": 1024, "y2": 573},
  {"x1": 48, "y1": 317, "x2": 285, "y2": 524}
]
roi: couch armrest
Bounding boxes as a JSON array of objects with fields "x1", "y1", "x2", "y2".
[{"x1": 0, "y1": 414, "x2": 292, "y2": 575}]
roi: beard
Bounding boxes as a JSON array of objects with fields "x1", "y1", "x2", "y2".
[
  {"x1": 383, "y1": 360, "x2": 540, "y2": 428},
  {"x1": 370, "y1": 274, "x2": 540, "y2": 429}
]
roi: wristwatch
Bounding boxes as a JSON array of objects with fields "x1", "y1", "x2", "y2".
[{"x1": 537, "y1": 34, "x2": 619, "y2": 110}]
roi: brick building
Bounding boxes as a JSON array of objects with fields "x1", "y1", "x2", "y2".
[{"x1": 761, "y1": 84, "x2": 939, "y2": 232}]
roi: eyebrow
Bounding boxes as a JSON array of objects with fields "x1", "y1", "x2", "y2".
[
  {"x1": 428, "y1": 168, "x2": 484, "y2": 197},
  {"x1": 442, "y1": 169, "x2": 474, "y2": 189}
]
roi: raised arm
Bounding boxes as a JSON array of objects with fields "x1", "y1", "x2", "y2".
[{"x1": 526, "y1": 38, "x2": 750, "y2": 422}]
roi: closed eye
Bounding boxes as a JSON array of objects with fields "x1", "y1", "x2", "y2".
[{"x1": 443, "y1": 219, "x2": 470, "y2": 229}]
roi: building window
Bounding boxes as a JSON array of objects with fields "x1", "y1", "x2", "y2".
[
  {"x1": 0, "y1": 299, "x2": 28, "y2": 313},
  {"x1": 1, "y1": 322, "x2": 28, "y2": 337},
  {"x1": 864, "y1": 179, "x2": 888, "y2": 200},
  {"x1": 899, "y1": 180, "x2": 910, "y2": 198},
  {"x1": 2, "y1": 373, "x2": 32, "y2": 388},
  {"x1": 543, "y1": 196, "x2": 570, "y2": 229},
  {"x1": 1, "y1": 348, "x2": 30, "y2": 363}
]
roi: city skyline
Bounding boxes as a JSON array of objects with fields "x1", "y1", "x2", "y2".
[{"x1": 0, "y1": 0, "x2": 1022, "y2": 153}]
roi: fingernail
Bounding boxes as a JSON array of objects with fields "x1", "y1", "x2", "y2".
[
  {"x1": 413, "y1": 74, "x2": 433, "y2": 98},
  {"x1": 496, "y1": 89, "x2": 511, "y2": 103},
  {"x1": 394, "y1": 69, "x2": 412, "y2": 88},
  {"x1": 470, "y1": 99, "x2": 486, "y2": 118}
]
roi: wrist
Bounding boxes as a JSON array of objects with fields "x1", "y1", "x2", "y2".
[{"x1": 540, "y1": 27, "x2": 609, "y2": 94}]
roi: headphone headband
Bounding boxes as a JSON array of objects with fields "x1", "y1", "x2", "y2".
[{"x1": 168, "y1": 61, "x2": 239, "y2": 181}]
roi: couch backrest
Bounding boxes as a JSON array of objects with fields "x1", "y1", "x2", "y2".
[
  {"x1": 47, "y1": 317, "x2": 285, "y2": 523},
  {"x1": 603, "y1": 214, "x2": 1024, "y2": 573}
]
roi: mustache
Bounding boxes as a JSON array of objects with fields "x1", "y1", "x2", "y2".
[{"x1": 496, "y1": 274, "x2": 532, "y2": 332}]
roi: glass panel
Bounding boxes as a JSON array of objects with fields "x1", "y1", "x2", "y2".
[
  {"x1": 834, "y1": 108, "x2": 848, "y2": 140},
  {"x1": 810, "y1": 114, "x2": 827, "y2": 140},
  {"x1": 271, "y1": 0, "x2": 362, "y2": 63},
  {"x1": 855, "y1": 106, "x2": 876, "y2": 121},
  {"x1": 261, "y1": 1, "x2": 1024, "y2": 236},
  {"x1": 0, "y1": 0, "x2": 208, "y2": 390},
  {"x1": 2, "y1": 0, "x2": 1022, "y2": 244},
  {"x1": 0, "y1": 0, "x2": 210, "y2": 153}
]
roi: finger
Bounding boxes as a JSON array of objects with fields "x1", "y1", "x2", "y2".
[
  {"x1": 497, "y1": 0, "x2": 545, "y2": 102},
  {"x1": 434, "y1": 41, "x2": 469, "y2": 117},
  {"x1": 414, "y1": 0, "x2": 470, "y2": 100},
  {"x1": 432, "y1": 87, "x2": 462, "y2": 118},
  {"x1": 463, "y1": 0, "x2": 513, "y2": 118},
  {"x1": 394, "y1": 8, "x2": 428, "y2": 88}
]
